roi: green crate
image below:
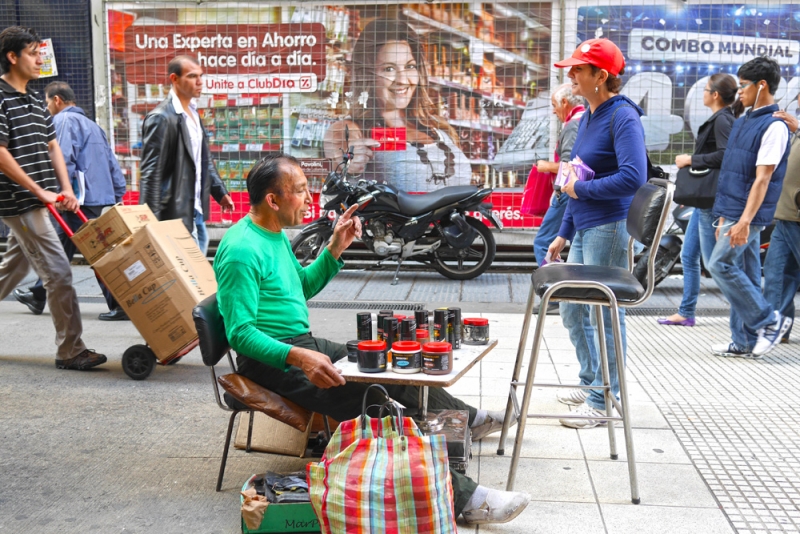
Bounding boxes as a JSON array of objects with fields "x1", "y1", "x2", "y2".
[{"x1": 241, "y1": 475, "x2": 320, "y2": 534}]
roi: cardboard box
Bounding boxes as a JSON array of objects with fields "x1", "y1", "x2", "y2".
[
  {"x1": 241, "y1": 475, "x2": 320, "y2": 534},
  {"x1": 92, "y1": 220, "x2": 216, "y2": 361},
  {"x1": 71, "y1": 204, "x2": 157, "y2": 264},
  {"x1": 234, "y1": 411, "x2": 314, "y2": 458}
]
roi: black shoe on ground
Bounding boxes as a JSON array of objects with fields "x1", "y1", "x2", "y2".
[
  {"x1": 56, "y1": 349, "x2": 107, "y2": 370},
  {"x1": 12, "y1": 288, "x2": 45, "y2": 315},
  {"x1": 98, "y1": 307, "x2": 129, "y2": 321}
]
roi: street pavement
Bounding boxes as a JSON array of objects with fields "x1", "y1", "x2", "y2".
[{"x1": 1, "y1": 266, "x2": 798, "y2": 533}]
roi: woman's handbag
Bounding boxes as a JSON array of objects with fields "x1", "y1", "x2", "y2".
[
  {"x1": 520, "y1": 166, "x2": 554, "y2": 217},
  {"x1": 308, "y1": 385, "x2": 457, "y2": 534},
  {"x1": 674, "y1": 166, "x2": 720, "y2": 209}
]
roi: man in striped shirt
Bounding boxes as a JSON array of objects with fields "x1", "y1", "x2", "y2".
[{"x1": 0, "y1": 27, "x2": 105, "y2": 370}]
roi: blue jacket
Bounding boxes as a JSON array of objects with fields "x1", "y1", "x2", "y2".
[
  {"x1": 558, "y1": 95, "x2": 648, "y2": 240},
  {"x1": 53, "y1": 106, "x2": 126, "y2": 206},
  {"x1": 713, "y1": 104, "x2": 790, "y2": 226}
]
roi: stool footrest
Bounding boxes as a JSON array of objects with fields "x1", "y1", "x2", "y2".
[{"x1": 526, "y1": 413, "x2": 623, "y2": 422}]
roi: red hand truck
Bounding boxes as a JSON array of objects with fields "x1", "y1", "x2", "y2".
[{"x1": 48, "y1": 197, "x2": 198, "y2": 380}]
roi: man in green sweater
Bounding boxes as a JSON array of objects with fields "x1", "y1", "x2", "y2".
[
  {"x1": 214, "y1": 154, "x2": 529, "y2": 526},
  {"x1": 766, "y1": 99, "x2": 800, "y2": 343}
]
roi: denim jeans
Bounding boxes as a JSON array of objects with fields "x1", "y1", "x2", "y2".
[
  {"x1": 763, "y1": 220, "x2": 800, "y2": 338},
  {"x1": 192, "y1": 209, "x2": 209, "y2": 255},
  {"x1": 707, "y1": 219, "x2": 772, "y2": 351},
  {"x1": 678, "y1": 208, "x2": 716, "y2": 319},
  {"x1": 533, "y1": 192, "x2": 569, "y2": 264},
  {"x1": 560, "y1": 219, "x2": 629, "y2": 410}
]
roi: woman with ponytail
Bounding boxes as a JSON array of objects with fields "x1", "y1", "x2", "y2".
[{"x1": 658, "y1": 73, "x2": 742, "y2": 327}]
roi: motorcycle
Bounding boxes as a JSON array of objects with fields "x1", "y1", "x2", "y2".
[
  {"x1": 291, "y1": 133, "x2": 503, "y2": 285},
  {"x1": 633, "y1": 204, "x2": 773, "y2": 287}
]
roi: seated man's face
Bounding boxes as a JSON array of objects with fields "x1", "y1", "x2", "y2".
[{"x1": 276, "y1": 163, "x2": 312, "y2": 227}]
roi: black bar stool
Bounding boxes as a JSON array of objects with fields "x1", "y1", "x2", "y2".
[{"x1": 498, "y1": 179, "x2": 674, "y2": 504}]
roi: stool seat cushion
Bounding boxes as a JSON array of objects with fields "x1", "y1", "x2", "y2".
[
  {"x1": 218, "y1": 373, "x2": 313, "y2": 432},
  {"x1": 533, "y1": 263, "x2": 645, "y2": 303}
]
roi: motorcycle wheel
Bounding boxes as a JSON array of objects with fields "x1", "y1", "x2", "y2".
[
  {"x1": 291, "y1": 228, "x2": 331, "y2": 266},
  {"x1": 633, "y1": 245, "x2": 680, "y2": 287},
  {"x1": 431, "y1": 216, "x2": 496, "y2": 281}
]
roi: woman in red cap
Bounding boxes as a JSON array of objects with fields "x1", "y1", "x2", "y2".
[{"x1": 546, "y1": 39, "x2": 648, "y2": 428}]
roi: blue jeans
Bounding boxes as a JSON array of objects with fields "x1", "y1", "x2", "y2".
[
  {"x1": 678, "y1": 208, "x2": 716, "y2": 319},
  {"x1": 533, "y1": 192, "x2": 569, "y2": 264},
  {"x1": 763, "y1": 220, "x2": 800, "y2": 338},
  {"x1": 192, "y1": 209, "x2": 209, "y2": 255},
  {"x1": 707, "y1": 219, "x2": 772, "y2": 351},
  {"x1": 560, "y1": 219, "x2": 630, "y2": 410}
]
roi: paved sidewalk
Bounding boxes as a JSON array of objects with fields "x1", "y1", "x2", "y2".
[{"x1": 1, "y1": 270, "x2": 798, "y2": 533}]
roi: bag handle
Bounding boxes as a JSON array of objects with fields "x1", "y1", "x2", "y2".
[
  {"x1": 360, "y1": 384, "x2": 405, "y2": 440},
  {"x1": 688, "y1": 167, "x2": 712, "y2": 176}
]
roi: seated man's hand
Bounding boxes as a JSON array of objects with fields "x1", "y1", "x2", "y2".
[
  {"x1": 286, "y1": 346, "x2": 346, "y2": 389},
  {"x1": 328, "y1": 203, "x2": 362, "y2": 259}
]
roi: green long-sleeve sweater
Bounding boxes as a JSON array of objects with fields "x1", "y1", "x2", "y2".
[{"x1": 213, "y1": 216, "x2": 343, "y2": 369}]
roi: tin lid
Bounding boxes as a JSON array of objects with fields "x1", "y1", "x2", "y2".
[
  {"x1": 346, "y1": 339, "x2": 360, "y2": 349},
  {"x1": 358, "y1": 340, "x2": 387, "y2": 351},
  {"x1": 422, "y1": 341, "x2": 452, "y2": 353},
  {"x1": 463, "y1": 318, "x2": 489, "y2": 326},
  {"x1": 394, "y1": 314, "x2": 407, "y2": 321},
  {"x1": 392, "y1": 341, "x2": 421, "y2": 352},
  {"x1": 416, "y1": 329, "x2": 431, "y2": 337}
]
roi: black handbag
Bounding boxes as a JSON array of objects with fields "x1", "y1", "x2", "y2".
[{"x1": 674, "y1": 166, "x2": 720, "y2": 209}]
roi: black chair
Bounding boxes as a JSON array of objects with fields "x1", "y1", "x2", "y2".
[
  {"x1": 192, "y1": 294, "x2": 323, "y2": 491},
  {"x1": 497, "y1": 179, "x2": 674, "y2": 505}
]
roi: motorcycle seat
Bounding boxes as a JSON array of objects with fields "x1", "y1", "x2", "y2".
[{"x1": 396, "y1": 186, "x2": 480, "y2": 216}]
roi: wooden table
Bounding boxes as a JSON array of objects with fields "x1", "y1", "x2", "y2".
[{"x1": 334, "y1": 340, "x2": 497, "y2": 416}]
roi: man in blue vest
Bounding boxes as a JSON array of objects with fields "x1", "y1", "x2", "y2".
[{"x1": 709, "y1": 57, "x2": 792, "y2": 358}]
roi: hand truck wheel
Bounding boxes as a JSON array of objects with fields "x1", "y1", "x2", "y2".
[{"x1": 122, "y1": 344, "x2": 156, "y2": 380}]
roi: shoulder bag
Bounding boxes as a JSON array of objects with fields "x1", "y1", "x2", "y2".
[{"x1": 674, "y1": 166, "x2": 719, "y2": 209}]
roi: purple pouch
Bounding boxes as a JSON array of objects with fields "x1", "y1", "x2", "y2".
[{"x1": 555, "y1": 159, "x2": 595, "y2": 188}]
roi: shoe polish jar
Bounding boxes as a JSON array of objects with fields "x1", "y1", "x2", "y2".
[
  {"x1": 391, "y1": 341, "x2": 422, "y2": 374},
  {"x1": 416, "y1": 329, "x2": 431, "y2": 344},
  {"x1": 346, "y1": 340, "x2": 360, "y2": 362},
  {"x1": 422, "y1": 341, "x2": 453, "y2": 375},
  {"x1": 462, "y1": 318, "x2": 490, "y2": 345},
  {"x1": 357, "y1": 340, "x2": 387, "y2": 373}
]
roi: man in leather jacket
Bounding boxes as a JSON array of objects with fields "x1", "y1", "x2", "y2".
[{"x1": 139, "y1": 55, "x2": 233, "y2": 254}]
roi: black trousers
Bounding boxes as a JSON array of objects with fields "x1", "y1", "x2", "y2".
[
  {"x1": 30, "y1": 205, "x2": 118, "y2": 311},
  {"x1": 236, "y1": 334, "x2": 479, "y2": 516}
]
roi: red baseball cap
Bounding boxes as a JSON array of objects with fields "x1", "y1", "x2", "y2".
[{"x1": 554, "y1": 39, "x2": 625, "y2": 76}]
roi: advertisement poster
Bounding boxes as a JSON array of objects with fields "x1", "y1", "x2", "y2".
[
  {"x1": 39, "y1": 38, "x2": 58, "y2": 78},
  {"x1": 576, "y1": 3, "x2": 800, "y2": 161},
  {"x1": 109, "y1": 3, "x2": 554, "y2": 227}
]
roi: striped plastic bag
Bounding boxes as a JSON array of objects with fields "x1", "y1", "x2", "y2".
[{"x1": 308, "y1": 385, "x2": 457, "y2": 534}]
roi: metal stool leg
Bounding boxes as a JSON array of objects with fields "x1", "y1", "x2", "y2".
[
  {"x1": 610, "y1": 301, "x2": 640, "y2": 504},
  {"x1": 246, "y1": 410, "x2": 255, "y2": 452},
  {"x1": 594, "y1": 305, "x2": 618, "y2": 460},
  {"x1": 218, "y1": 410, "x2": 240, "y2": 491},
  {"x1": 499, "y1": 283, "x2": 538, "y2": 455},
  {"x1": 506, "y1": 289, "x2": 551, "y2": 491}
]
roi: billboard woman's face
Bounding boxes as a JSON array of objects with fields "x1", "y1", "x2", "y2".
[{"x1": 374, "y1": 41, "x2": 419, "y2": 113}]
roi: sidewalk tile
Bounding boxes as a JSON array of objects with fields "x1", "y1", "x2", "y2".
[
  {"x1": 475, "y1": 456, "x2": 597, "y2": 503},
  {"x1": 601, "y1": 504, "x2": 734, "y2": 534}
]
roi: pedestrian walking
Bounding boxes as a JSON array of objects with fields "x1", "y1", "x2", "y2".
[
  {"x1": 657, "y1": 74, "x2": 740, "y2": 327},
  {"x1": 12, "y1": 81, "x2": 129, "y2": 321},
  {"x1": 761, "y1": 89, "x2": 800, "y2": 344},
  {"x1": 0, "y1": 26, "x2": 105, "y2": 369},
  {"x1": 708, "y1": 57, "x2": 792, "y2": 358},
  {"x1": 138, "y1": 55, "x2": 233, "y2": 254}
]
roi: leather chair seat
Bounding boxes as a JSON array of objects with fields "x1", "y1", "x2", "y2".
[
  {"x1": 217, "y1": 373, "x2": 312, "y2": 432},
  {"x1": 397, "y1": 186, "x2": 478, "y2": 216},
  {"x1": 533, "y1": 263, "x2": 646, "y2": 303}
]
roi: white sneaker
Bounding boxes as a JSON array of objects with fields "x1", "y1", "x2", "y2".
[
  {"x1": 559, "y1": 403, "x2": 612, "y2": 429},
  {"x1": 556, "y1": 388, "x2": 589, "y2": 406},
  {"x1": 753, "y1": 312, "x2": 793, "y2": 356},
  {"x1": 462, "y1": 488, "x2": 530, "y2": 525}
]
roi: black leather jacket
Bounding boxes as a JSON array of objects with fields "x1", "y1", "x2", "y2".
[{"x1": 138, "y1": 97, "x2": 228, "y2": 232}]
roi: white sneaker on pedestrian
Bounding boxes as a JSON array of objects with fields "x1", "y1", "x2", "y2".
[
  {"x1": 556, "y1": 388, "x2": 589, "y2": 406},
  {"x1": 711, "y1": 342, "x2": 757, "y2": 359},
  {"x1": 559, "y1": 403, "x2": 612, "y2": 429},
  {"x1": 753, "y1": 312, "x2": 793, "y2": 357}
]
